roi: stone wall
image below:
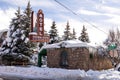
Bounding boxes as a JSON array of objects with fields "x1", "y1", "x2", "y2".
[{"x1": 47, "y1": 47, "x2": 113, "y2": 71}]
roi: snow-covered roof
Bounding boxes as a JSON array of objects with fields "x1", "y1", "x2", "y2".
[
  {"x1": 42, "y1": 40, "x2": 97, "y2": 49},
  {"x1": 29, "y1": 32, "x2": 37, "y2": 35}
]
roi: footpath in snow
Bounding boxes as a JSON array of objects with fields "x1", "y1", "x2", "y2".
[{"x1": 0, "y1": 66, "x2": 120, "y2": 80}]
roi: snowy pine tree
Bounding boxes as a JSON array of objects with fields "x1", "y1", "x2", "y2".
[
  {"x1": 71, "y1": 28, "x2": 77, "y2": 40},
  {"x1": 24, "y1": 1, "x2": 37, "y2": 48},
  {"x1": 63, "y1": 22, "x2": 72, "y2": 40},
  {"x1": 0, "y1": 7, "x2": 33, "y2": 65},
  {"x1": 49, "y1": 21, "x2": 59, "y2": 44},
  {"x1": 23, "y1": 1, "x2": 32, "y2": 37},
  {"x1": 78, "y1": 25, "x2": 90, "y2": 43}
]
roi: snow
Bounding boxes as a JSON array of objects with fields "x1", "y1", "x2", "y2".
[
  {"x1": 0, "y1": 66, "x2": 120, "y2": 80},
  {"x1": 42, "y1": 40, "x2": 96, "y2": 49},
  {"x1": 2, "y1": 40, "x2": 6, "y2": 46},
  {"x1": 12, "y1": 31, "x2": 17, "y2": 37},
  {"x1": 115, "y1": 63, "x2": 120, "y2": 71},
  {"x1": 21, "y1": 30, "x2": 25, "y2": 34},
  {"x1": 24, "y1": 38, "x2": 29, "y2": 43},
  {"x1": 6, "y1": 37, "x2": 12, "y2": 43},
  {"x1": 42, "y1": 43, "x2": 60, "y2": 49},
  {"x1": 3, "y1": 49, "x2": 10, "y2": 54},
  {"x1": 16, "y1": 29, "x2": 20, "y2": 33},
  {"x1": 29, "y1": 32, "x2": 37, "y2": 35},
  {"x1": 21, "y1": 34, "x2": 25, "y2": 40},
  {"x1": 10, "y1": 26, "x2": 14, "y2": 31}
]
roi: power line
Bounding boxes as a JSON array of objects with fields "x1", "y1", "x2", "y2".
[{"x1": 54, "y1": 0, "x2": 108, "y2": 35}]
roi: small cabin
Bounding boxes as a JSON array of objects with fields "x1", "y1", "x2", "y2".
[{"x1": 39, "y1": 40, "x2": 113, "y2": 70}]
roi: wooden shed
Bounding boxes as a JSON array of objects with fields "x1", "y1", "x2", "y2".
[{"x1": 40, "y1": 40, "x2": 113, "y2": 71}]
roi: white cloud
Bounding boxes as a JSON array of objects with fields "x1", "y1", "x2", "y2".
[
  {"x1": 87, "y1": 24, "x2": 108, "y2": 44},
  {"x1": 31, "y1": 0, "x2": 55, "y2": 8},
  {"x1": 101, "y1": 6, "x2": 120, "y2": 25},
  {"x1": 44, "y1": 18, "x2": 53, "y2": 32},
  {"x1": 1, "y1": 0, "x2": 56, "y2": 8},
  {"x1": 101, "y1": 13, "x2": 120, "y2": 26},
  {"x1": 77, "y1": 9, "x2": 101, "y2": 16},
  {"x1": 101, "y1": 0, "x2": 106, "y2": 4},
  {"x1": 100, "y1": 6, "x2": 120, "y2": 14},
  {"x1": 1, "y1": 0, "x2": 28, "y2": 7},
  {"x1": 0, "y1": 8, "x2": 16, "y2": 30},
  {"x1": 77, "y1": 6, "x2": 120, "y2": 27},
  {"x1": 103, "y1": 0, "x2": 120, "y2": 3}
]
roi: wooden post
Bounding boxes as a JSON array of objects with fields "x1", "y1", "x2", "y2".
[{"x1": 31, "y1": 11, "x2": 34, "y2": 32}]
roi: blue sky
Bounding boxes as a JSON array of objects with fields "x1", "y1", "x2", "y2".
[{"x1": 0, "y1": 0, "x2": 120, "y2": 44}]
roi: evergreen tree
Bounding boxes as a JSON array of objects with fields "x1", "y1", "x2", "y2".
[
  {"x1": 71, "y1": 28, "x2": 77, "y2": 40},
  {"x1": 78, "y1": 25, "x2": 90, "y2": 43},
  {"x1": 23, "y1": 1, "x2": 32, "y2": 37},
  {"x1": 49, "y1": 21, "x2": 59, "y2": 44},
  {"x1": 63, "y1": 22, "x2": 72, "y2": 40},
  {"x1": 44, "y1": 30, "x2": 48, "y2": 36},
  {"x1": 24, "y1": 1, "x2": 37, "y2": 48},
  {"x1": 0, "y1": 7, "x2": 33, "y2": 65}
]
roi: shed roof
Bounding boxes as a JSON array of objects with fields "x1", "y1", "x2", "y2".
[{"x1": 42, "y1": 40, "x2": 96, "y2": 49}]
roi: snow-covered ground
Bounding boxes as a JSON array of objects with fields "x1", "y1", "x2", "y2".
[{"x1": 0, "y1": 66, "x2": 120, "y2": 80}]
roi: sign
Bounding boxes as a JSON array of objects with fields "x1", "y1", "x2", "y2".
[
  {"x1": 108, "y1": 44, "x2": 117, "y2": 50},
  {"x1": 29, "y1": 35, "x2": 49, "y2": 42},
  {"x1": 29, "y1": 9, "x2": 50, "y2": 42},
  {"x1": 37, "y1": 10, "x2": 44, "y2": 36}
]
